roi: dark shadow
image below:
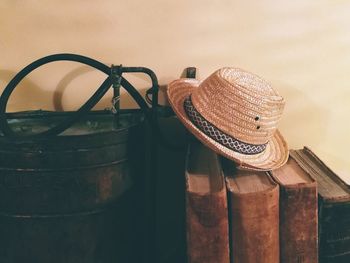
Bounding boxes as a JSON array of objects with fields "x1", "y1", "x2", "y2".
[
  {"x1": 0, "y1": 69, "x2": 53, "y2": 112},
  {"x1": 54, "y1": 69, "x2": 152, "y2": 111},
  {"x1": 95, "y1": 72, "x2": 149, "y2": 110},
  {"x1": 157, "y1": 84, "x2": 169, "y2": 106},
  {"x1": 180, "y1": 67, "x2": 197, "y2": 79},
  {"x1": 53, "y1": 66, "x2": 95, "y2": 111}
]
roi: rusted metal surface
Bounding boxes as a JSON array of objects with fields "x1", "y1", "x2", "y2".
[{"x1": 0, "y1": 112, "x2": 145, "y2": 263}]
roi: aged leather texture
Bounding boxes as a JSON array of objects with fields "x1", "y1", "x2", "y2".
[
  {"x1": 186, "y1": 185, "x2": 229, "y2": 263},
  {"x1": 228, "y1": 178, "x2": 279, "y2": 263},
  {"x1": 279, "y1": 183, "x2": 318, "y2": 263},
  {"x1": 292, "y1": 148, "x2": 350, "y2": 263}
]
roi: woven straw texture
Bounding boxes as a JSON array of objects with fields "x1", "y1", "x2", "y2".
[{"x1": 167, "y1": 68, "x2": 289, "y2": 171}]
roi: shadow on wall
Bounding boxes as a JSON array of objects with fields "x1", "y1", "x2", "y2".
[
  {"x1": 0, "y1": 67, "x2": 153, "y2": 113},
  {"x1": 277, "y1": 81, "x2": 330, "y2": 149},
  {"x1": 53, "y1": 66, "x2": 151, "y2": 111},
  {"x1": 0, "y1": 69, "x2": 53, "y2": 112},
  {"x1": 53, "y1": 65, "x2": 95, "y2": 111}
]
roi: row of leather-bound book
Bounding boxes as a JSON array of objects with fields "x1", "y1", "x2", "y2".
[{"x1": 185, "y1": 140, "x2": 350, "y2": 263}]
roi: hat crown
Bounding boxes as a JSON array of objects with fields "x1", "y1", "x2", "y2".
[{"x1": 191, "y1": 67, "x2": 285, "y2": 145}]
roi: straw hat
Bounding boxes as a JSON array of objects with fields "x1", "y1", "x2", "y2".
[{"x1": 167, "y1": 67, "x2": 288, "y2": 171}]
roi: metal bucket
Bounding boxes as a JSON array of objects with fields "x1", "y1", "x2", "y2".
[
  {"x1": 0, "y1": 54, "x2": 163, "y2": 263},
  {"x1": 0, "y1": 111, "x2": 146, "y2": 263}
]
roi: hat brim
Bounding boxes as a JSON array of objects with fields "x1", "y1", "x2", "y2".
[{"x1": 167, "y1": 78, "x2": 289, "y2": 171}]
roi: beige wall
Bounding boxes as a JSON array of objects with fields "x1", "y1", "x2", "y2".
[{"x1": 1, "y1": 0, "x2": 349, "y2": 182}]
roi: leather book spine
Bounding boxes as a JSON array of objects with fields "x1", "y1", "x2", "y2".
[
  {"x1": 186, "y1": 188, "x2": 230, "y2": 263},
  {"x1": 228, "y1": 183, "x2": 279, "y2": 263},
  {"x1": 279, "y1": 183, "x2": 318, "y2": 263},
  {"x1": 319, "y1": 200, "x2": 350, "y2": 263}
]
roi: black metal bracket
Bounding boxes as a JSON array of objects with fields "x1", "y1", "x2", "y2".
[
  {"x1": 110, "y1": 64, "x2": 123, "y2": 114},
  {"x1": 0, "y1": 54, "x2": 159, "y2": 139},
  {"x1": 185, "y1": 67, "x2": 197, "y2": 79}
]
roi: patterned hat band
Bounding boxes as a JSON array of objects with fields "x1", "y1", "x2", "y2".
[{"x1": 183, "y1": 96, "x2": 267, "y2": 155}]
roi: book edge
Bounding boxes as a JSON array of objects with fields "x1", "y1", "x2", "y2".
[
  {"x1": 293, "y1": 147, "x2": 350, "y2": 203},
  {"x1": 225, "y1": 172, "x2": 279, "y2": 196},
  {"x1": 269, "y1": 153, "x2": 317, "y2": 190}
]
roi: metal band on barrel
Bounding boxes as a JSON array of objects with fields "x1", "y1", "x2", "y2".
[{"x1": 183, "y1": 96, "x2": 267, "y2": 155}]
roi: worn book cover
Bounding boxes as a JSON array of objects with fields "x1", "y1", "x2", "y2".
[
  {"x1": 222, "y1": 158, "x2": 279, "y2": 263},
  {"x1": 291, "y1": 147, "x2": 350, "y2": 263},
  {"x1": 271, "y1": 155, "x2": 318, "y2": 263},
  {"x1": 185, "y1": 141, "x2": 229, "y2": 263}
]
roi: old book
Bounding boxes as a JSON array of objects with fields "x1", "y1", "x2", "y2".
[
  {"x1": 291, "y1": 147, "x2": 350, "y2": 263},
  {"x1": 270, "y1": 155, "x2": 318, "y2": 263},
  {"x1": 185, "y1": 140, "x2": 229, "y2": 263},
  {"x1": 222, "y1": 158, "x2": 279, "y2": 263}
]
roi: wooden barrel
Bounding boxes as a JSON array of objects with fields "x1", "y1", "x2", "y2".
[{"x1": 0, "y1": 111, "x2": 145, "y2": 263}]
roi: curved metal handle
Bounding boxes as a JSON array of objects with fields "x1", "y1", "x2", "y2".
[{"x1": 0, "y1": 53, "x2": 159, "y2": 139}]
